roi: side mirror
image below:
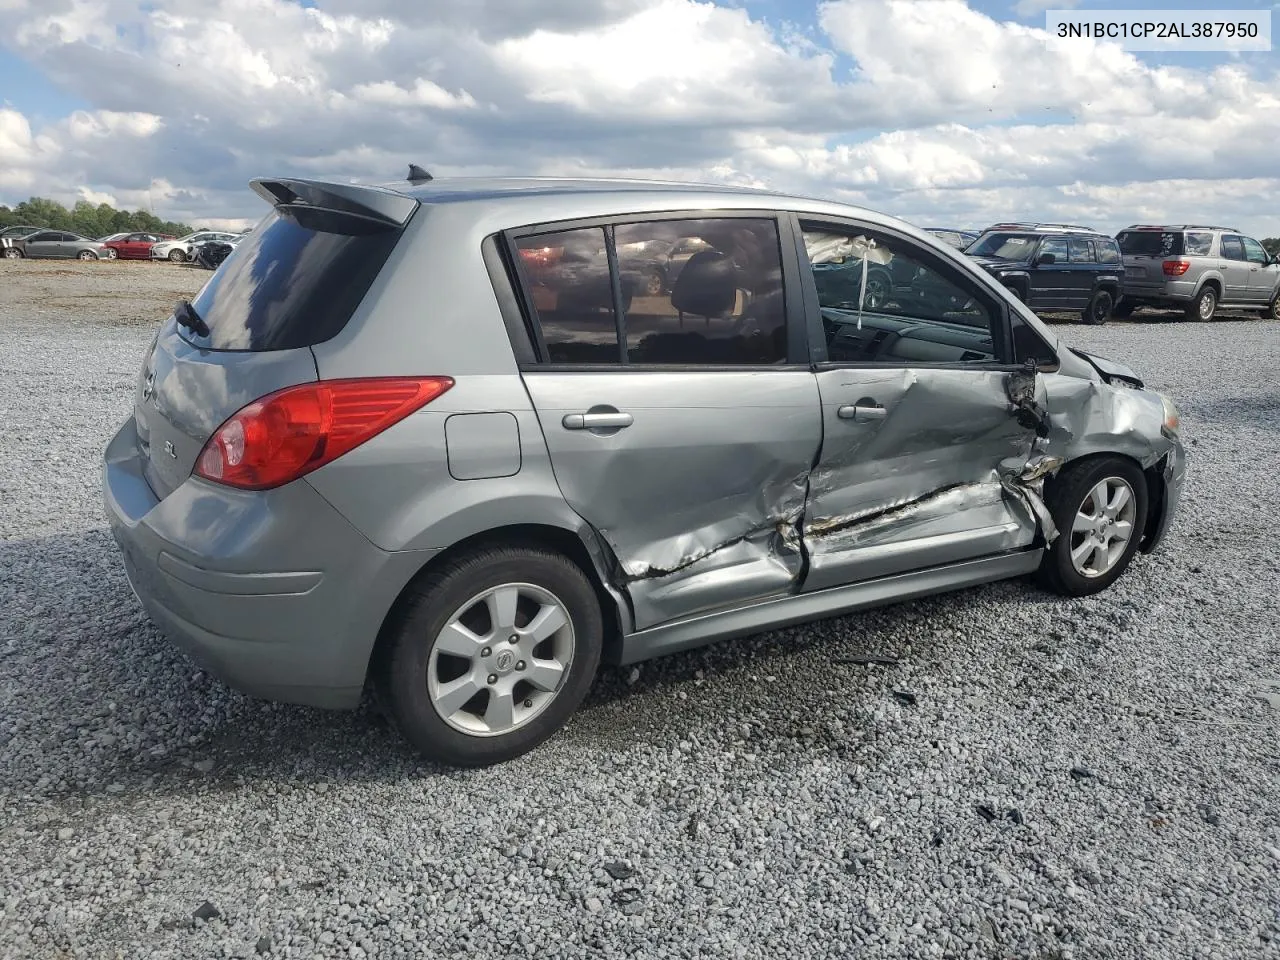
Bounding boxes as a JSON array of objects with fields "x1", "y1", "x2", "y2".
[{"x1": 1036, "y1": 252, "x2": 1057, "y2": 265}]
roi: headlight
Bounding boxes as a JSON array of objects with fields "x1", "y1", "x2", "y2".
[{"x1": 1158, "y1": 393, "x2": 1180, "y2": 436}]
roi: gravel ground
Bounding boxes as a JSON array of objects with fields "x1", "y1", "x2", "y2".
[{"x1": 2, "y1": 258, "x2": 1278, "y2": 959}]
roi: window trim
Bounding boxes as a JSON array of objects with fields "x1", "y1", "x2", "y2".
[
  {"x1": 791, "y1": 213, "x2": 1039, "y2": 372},
  {"x1": 501, "y1": 209, "x2": 805, "y2": 371}
]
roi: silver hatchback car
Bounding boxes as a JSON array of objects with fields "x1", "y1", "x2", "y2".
[{"x1": 104, "y1": 174, "x2": 1187, "y2": 766}]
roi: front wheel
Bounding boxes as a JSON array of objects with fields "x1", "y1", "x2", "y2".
[
  {"x1": 77, "y1": 250, "x2": 97, "y2": 261},
  {"x1": 168, "y1": 249, "x2": 186, "y2": 263},
  {"x1": 1186, "y1": 286, "x2": 1216, "y2": 322},
  {"x1": 1036, "y1": 457, "x2": 1148, "y2": 597},
  {"x1": 1264, "y1": 296, "x2": 1280, "y2": 321},
  {"x1": 376, "y1": 545, "x2": 603, "y2": 767},
  {"x1": 105, "y1": 248, "x2": 118, "y2": 260},
  {"x1": 1082, "y1": 289, "x2": 1113, "y2": 325}
]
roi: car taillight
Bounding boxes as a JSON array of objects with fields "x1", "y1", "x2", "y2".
[
  {"x1": 1162, "y1": 260, "x2": 1190, "y2": 276},
  {"x1": 194, "y1": 377, "x2": 453, "y2": 490}
]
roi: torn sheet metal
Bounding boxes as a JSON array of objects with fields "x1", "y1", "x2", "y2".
[{"x1": 999, "y1": 455, "x2": 1063, "y2": 543}]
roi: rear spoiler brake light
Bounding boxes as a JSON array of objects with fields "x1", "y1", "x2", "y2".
[{"x1": 249, "y1": 177, "x2": 419, "y2": 229}]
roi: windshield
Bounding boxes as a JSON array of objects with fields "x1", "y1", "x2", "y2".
[{"x1": 966, "y1": 232, "x2": 1039, "y2": 260}]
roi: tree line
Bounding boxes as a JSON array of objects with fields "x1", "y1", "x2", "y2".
[{"x1": 0, "y1": 197, "x2": 194, "y2": 239}]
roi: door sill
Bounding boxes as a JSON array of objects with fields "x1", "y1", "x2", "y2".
[{"x1": 618, "y1": 550, "x2": 1042, "y2": 665}]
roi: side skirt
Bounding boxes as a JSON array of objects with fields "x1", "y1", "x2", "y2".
[{"x1": 618, "y1": 550, "x2": 1043, "y2": 665}]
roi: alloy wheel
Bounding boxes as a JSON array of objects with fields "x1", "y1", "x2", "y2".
[
  {"x1": 1069, "y1": 477, "x2": 1138, "y2": 578},
  {"x1": 1198, "y1": 291, "x2": 1216, "y2": 320},
  {"x1": 864, "y1": 276, "x2": 889, "y2": 310},
  {"x1": 427, "y1": 583, "x2": 575, "y2": 737}
]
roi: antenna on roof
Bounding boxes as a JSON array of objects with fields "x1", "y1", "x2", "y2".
[{"x1": 407, "y1": 163, "x2": 433, "y2": 184}]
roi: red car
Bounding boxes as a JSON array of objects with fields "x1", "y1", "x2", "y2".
[{"x1": 103, "y1": 232, "x2": 174, "y2": 260}]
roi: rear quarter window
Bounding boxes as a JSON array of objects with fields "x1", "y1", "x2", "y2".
[
  {"x1": 181, "y1": 210, "x2": 404, "y2": 351},
  {"x1": 1117, "y1": 231, "x2": 1182, "y2": 257}
]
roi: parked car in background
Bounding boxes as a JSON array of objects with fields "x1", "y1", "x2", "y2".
[
  {"x1": 104, "y1": 232, "x2": 175, "y2": 261},
  {"x1": 1, "y1": 225, "x2": 43, "y2": 241},
  {"x1": 151, "y1": 231, "x2": 241, "y2": 263},
  {"x1": 925, "y1": 228, "x2": 979, "y2": 250},
  {"x1": 1114, "y1": 224, "x2": 1280, "y2": 321},
  {"x1": 192, "y1": 236, "x2": 240, "y2": 270},
  {"x1": 98, "y1": 232, "x2": 131, "y2": 243},
  {"x1": 1, "y1": 230, "x2": 110, "y2": 260},
  {"x1": 104, "y1": 173, "x2": 1185, "y2": 767},
  {"x1": 965, "y1": 223, "x2": 1124, "y2": 324}
]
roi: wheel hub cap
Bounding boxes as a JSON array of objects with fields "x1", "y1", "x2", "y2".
[
  {"x1": 427, "y1": 582, "x2": 574, "y2": 737},
  {"x1": 1069, "y1": 477, "x2": 1138, "y2": 578}
]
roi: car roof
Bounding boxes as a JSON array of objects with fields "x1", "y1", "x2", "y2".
[
  {"x1": 361, "y1": 175, "x2": 920, "y2": 233},
  {"x1": 1120, "y1": 224, "x2": 1240, "y2": 232}
]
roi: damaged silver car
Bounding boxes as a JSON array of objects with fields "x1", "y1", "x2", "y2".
[{"x1": 103, "y1": 173, "x2": 1187, "y2": 766}]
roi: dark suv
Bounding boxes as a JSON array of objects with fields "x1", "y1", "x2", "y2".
[{"x1": 966, "y1": 223, "x2": 1124, "y2": 324}]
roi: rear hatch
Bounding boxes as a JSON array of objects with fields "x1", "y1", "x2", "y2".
[
  {"x1": 1117, "y1": 229, "x2": 1190, "y2": 290},
  {"x1": 133, "y1": 178, "x2": 419, "y2": 499}
]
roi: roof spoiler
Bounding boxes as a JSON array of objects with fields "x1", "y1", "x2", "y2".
[{"x1": 249, "y1": 177, "x2": 419, "y2": 228}]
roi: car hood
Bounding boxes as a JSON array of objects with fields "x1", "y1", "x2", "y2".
[{"x1": 1070, "y1": 348, "x2": 1144, "y2": 388}]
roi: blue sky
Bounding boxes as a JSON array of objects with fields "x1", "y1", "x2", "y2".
[{"x1": 1, "y1": 0, "x2": 1277, "y2": 234}]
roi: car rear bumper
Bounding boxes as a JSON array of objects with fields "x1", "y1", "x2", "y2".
[
  {"x1": 1120, "y1": 278, "x2": 1196, "y2": 304},
  {"x1": 103, "y1": 417, "x2": 436, "y2": 709}
]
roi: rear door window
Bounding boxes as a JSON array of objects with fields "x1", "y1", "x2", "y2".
[
  {"x1": 1068, "y1": 238, "x2": 1094, "y2": 263},
  {"x1": 512, "y1": 217, "x2": 790, "y2": 366},
  {"x1": 614, "y1": 218, "x2": 786, "y2": 365},
  {"x1": 1220, "y1": 236, "x2": 1246, "y2": 261},
  {"x1": 514, "y1": 227, "x2": 619, "y2": 364},
  {"x1": 180, "y1": 209, "x2": 405, "y2": 351},
  {"x1": 1039, "y1": 238, "x2": 1068, "y2": 263}
]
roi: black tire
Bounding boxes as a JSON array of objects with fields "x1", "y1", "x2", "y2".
[
  {"x1": 1082, "y1": 288, "x2": 1113, "y2": 325},
  {"x1": 1186, "y1": 286, "x2": 1216, "y2": 322},
  {"x1": 1036, "y1": 456, "x2": 1148, "y2": 598},
  {"x1": 1112, "y1": 301, "x2": 1135, "y2": 318},
  {"x1": 1264, "y1": 296, "x2": 1280, "y2": 321},
  {"x1": 168, "y1": 249, "x2": 186, "y2": 263},
  {"x1": 375, "y1": 545, "x2": 603, "y2": 767},
  {"x1": 863, "y1": 270, "x2": 892, "y2": 309}
]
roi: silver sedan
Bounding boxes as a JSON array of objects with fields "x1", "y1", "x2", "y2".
[{"x1": 2, "y1": 230, "x2": 110, "y2": 260}]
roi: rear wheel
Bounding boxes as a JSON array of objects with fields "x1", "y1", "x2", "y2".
[
  {"x1": 1082, "y1": 289, "x2": 1113, "y2": 325},
  {"x1": 168, "y1": 249, "x2": 186, "y2": 263},
  {"x1": 376, "y1": 545, "x2": 603, "y2": 767},
  {"x1": 1036, "y1": 456, "x2": 1148, "y2": 597},
  {"x1": 2, "y1": 248, "x2": 22, "y2": 259},
  {"x1": 1187, "y1": 286, "x2": 1216, "y2": 322}
]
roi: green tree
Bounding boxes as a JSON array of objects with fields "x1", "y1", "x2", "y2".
[
  {"x1": 0, "y1": 195, "x2": 193, "y2": 237},
  {"x1": 1262, "y1": 238, "x2": 1280, "y2": 257}
]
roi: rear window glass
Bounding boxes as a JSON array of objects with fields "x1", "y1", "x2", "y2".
[
  {"x1": 1117, "y1": 231, "x2": 1184, "y2": 257},
  {"x1": 180, "y1": 209, "x2": 404, "y2": 351},
  {"x1": 1096, "y1": 239, "x2": 1121, "y2": 264}
]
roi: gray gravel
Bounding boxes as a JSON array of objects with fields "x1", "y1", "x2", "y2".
[{"x1": 2, "y1": 259, "x2": 1278, "y2": 958}]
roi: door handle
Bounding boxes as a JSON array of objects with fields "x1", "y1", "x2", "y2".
[
  {"x1": 562, "y1": 412, "x2": 633, "y2": 430},
  {"x1": 837, "y1": 403, "x2": 887, "y2": 422}
]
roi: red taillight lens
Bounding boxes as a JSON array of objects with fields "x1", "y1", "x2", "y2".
[
  {"x1": 194, "y1": 377, "x2": 453, "y2": 490},
  {"x1": 1162, "y1": 260, "x2": 1190, "y2": 276}
]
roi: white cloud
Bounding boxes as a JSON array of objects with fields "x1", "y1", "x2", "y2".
[{"x1": 0, "y1": 0, "x2": 1277, "y2": 237}]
